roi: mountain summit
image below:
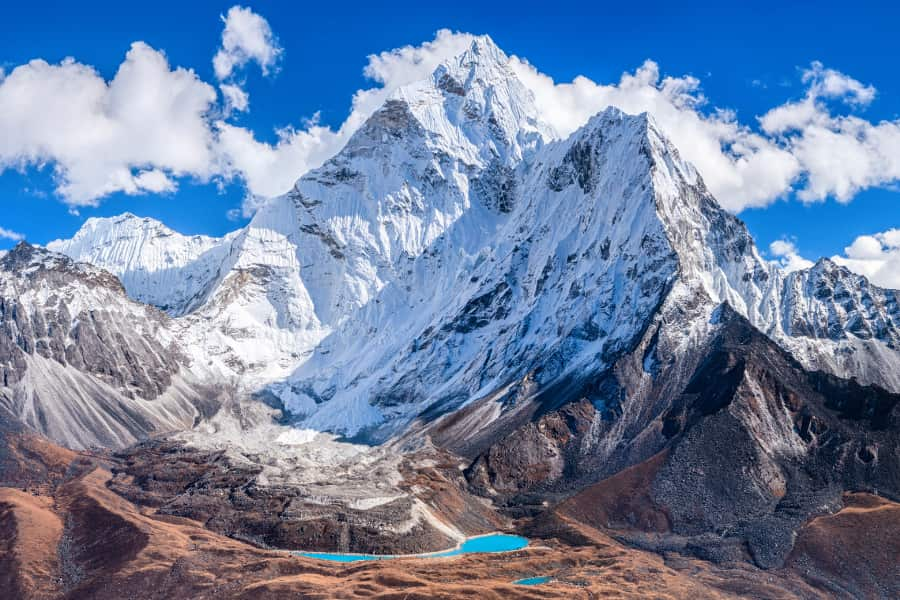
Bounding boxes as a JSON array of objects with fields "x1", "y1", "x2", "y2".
[{"x1": 45, "y1": 38, "x2": 900, "y2": 439}]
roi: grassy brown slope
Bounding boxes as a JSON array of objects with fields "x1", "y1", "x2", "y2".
[
  {"x1": 557, "y1": 450, "x2": 671, "y2": 534},
  {"x1": 786, "y1": 493, "x2": 900, "y2": 599},
  {"x1": 2, "y1": 423, "x2": 897, "y2": 598},
  {"x1": 0, "y1": 489, "x2": 64, "y2": 599}
]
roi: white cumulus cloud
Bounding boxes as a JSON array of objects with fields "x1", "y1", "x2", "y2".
[
  {"x1": 217, "y1": 118, "x2": 341, "y2": 202},
  {"x1": 213, "y1": 5, "x2": 281, "y2": 81},
  {"x1": 0, "y1": 42, "x2": 216, "y2": 206},
  {"x1": 832, "y1": 229, "x2": 900, "y2": 289},
  {"x1": 769, "y1": 230, "x2": 900, "y2": 289},
  {"x1": 0, "y1": 227, "x2": 25, "y2": 242},
  {"x1": 220, "y1": 82, "x2": 249, "y2": 114},
  {"x1": 4, "y1": 14, "x2": 900, "y2": 219},
  {"x1": 769, "y1": 239, "x2": 815, "y2": 273}
]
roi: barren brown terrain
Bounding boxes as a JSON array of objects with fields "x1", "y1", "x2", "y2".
[{"x1": 2, "y1": 425, "x2": 898, "y2": 599}]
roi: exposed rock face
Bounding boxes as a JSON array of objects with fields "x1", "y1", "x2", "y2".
[
  {"x1": 0, "y1": 243, "x2": 180, "y2": 397},
  {"x1": 0, "y1": 243, "x2": 215, "y2": 450},
  {"x1": 462, "y1": 306, "x2": 900, "y2": 570}
]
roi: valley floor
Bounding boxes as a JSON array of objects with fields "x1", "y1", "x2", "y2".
[{"x1": 2, "y1": 427, "x2": 897, "y2": 599}]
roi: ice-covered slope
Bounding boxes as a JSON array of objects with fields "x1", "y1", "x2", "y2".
[
  {"x1": 222, "y1": 34, "x2": 553, "y2": 329},
  {"x1": 776, "y1": 258, "x2": 900, "y2": 390},
  {"x1": 277, "y1": 106, "x2": 900, "y2": 440},
  {"x1": 49, "y1": 36, "x2": 555, "y2": 386},
  {"x1": 46, "y1": 36, "x2": 900, "y2": 444},
  {"x1": 47, "y1": 213, "x2": 232, "y2": 315}
]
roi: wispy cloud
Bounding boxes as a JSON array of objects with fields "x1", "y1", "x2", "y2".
[{"x1": 0, "y1": 226, "x2": 25, "y2": 241}]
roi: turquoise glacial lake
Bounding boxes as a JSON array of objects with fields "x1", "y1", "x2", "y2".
[
  {"x1": 513, "y1": 576, "x2": 552, "y2": 585},
  {"x1": 295, "y1": 533, "x2": 528, "y2": 563}
]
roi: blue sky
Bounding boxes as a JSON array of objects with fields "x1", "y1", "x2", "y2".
[{"x1": 1, "y1": 0, "x2": 899, "y2": 283}]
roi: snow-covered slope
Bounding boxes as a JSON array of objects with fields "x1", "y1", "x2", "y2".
[
  {"x1": 776, "y1": 258, "x2": 900, "y2": 390},
  {"x1": 47, "y1": 213, "x2": 232, "y2": 315},
  {"x1": 221, "y1": 34, "x2": 552, "y2": 329},
  {"x1": 50, "y1": 36, "x2": 555, "y2": 387},
  {"x1": 45, "y1": 36, "x2": 900, "y2": 445},
  {"x1": 278, "y1": 104, "x2": 900, "y2": 439}
]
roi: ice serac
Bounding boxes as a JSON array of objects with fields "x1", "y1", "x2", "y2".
[{"x1": 0, "y1": 243, "x2": 215, "y2": 450}]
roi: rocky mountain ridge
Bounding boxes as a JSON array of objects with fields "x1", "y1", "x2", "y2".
[
  {"x1": 25, "y1": 36, "x2": 898, "y2": 451},
  {"x1": 0, "y1": 243, "x2": 217, "y2": 449},
  {"x1": 45, "y1": 38, "x2": 900, "y2": 445}
]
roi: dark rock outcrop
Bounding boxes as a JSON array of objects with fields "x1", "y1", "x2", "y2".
[{"x1": 462, "y1": 305, "x2": 900, "y2": 570}]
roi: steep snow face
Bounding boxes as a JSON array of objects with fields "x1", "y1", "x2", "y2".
[
  {"x1": 277, "y1": 107, "x2": 900, "y2": 439},
  {"x1": 281, "y1": 109, "x2": 682, "y2": 438},
  {"x1": 46, "y1": 37, "x2": 557, "y2": 388},
  {"x1": 156, "y1": 35, "x2": 555, "y2": 385},
  {"x1": 0, "y1": 243, "x2": 209, "y2": 449},
  {"x1": 242, "y1": 35, "x2": 553, "y2": 328},
  {"x1": 47, "y1": 213, "x2": 232, "y2": 315},
  {"x1": 42, "y1": 37, "x2": 900, "y2": 444},
  {"x1": 45, "y1": 212, "x2": 318, "y2": 385}
]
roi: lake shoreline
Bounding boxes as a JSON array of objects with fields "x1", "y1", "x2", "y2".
[{"x1": 290, "y1": 532, "x2": 529, "y2": 562}]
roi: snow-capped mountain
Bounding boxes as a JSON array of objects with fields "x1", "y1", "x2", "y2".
[
  {"x1": 13, "y1": 34, "x2": 900, "y2": 599},
  {"x1": 280, "y1": 103, "x2": 900, "y2": 440},
  {"x1": 45, "y1": 36, "x2": 900, "y2": 443},
  {"x1": 47, "y1": 213, "x2": 233, "y2": 316},
  {"x1": 48, "y1": 36, "x2": 555, "y2": 385}
]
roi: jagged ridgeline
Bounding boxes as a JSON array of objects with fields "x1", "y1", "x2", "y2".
[{"x1": 41, "y1": 37, "x2": 900, "y2": 445}]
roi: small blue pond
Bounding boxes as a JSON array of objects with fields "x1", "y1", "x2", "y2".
[
  {"x1": 295, "y1": 533, "x2": 528, "y2": 562},
  {"x1": 514, "y1": 576, "x2": 552, "y2": 586}
]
